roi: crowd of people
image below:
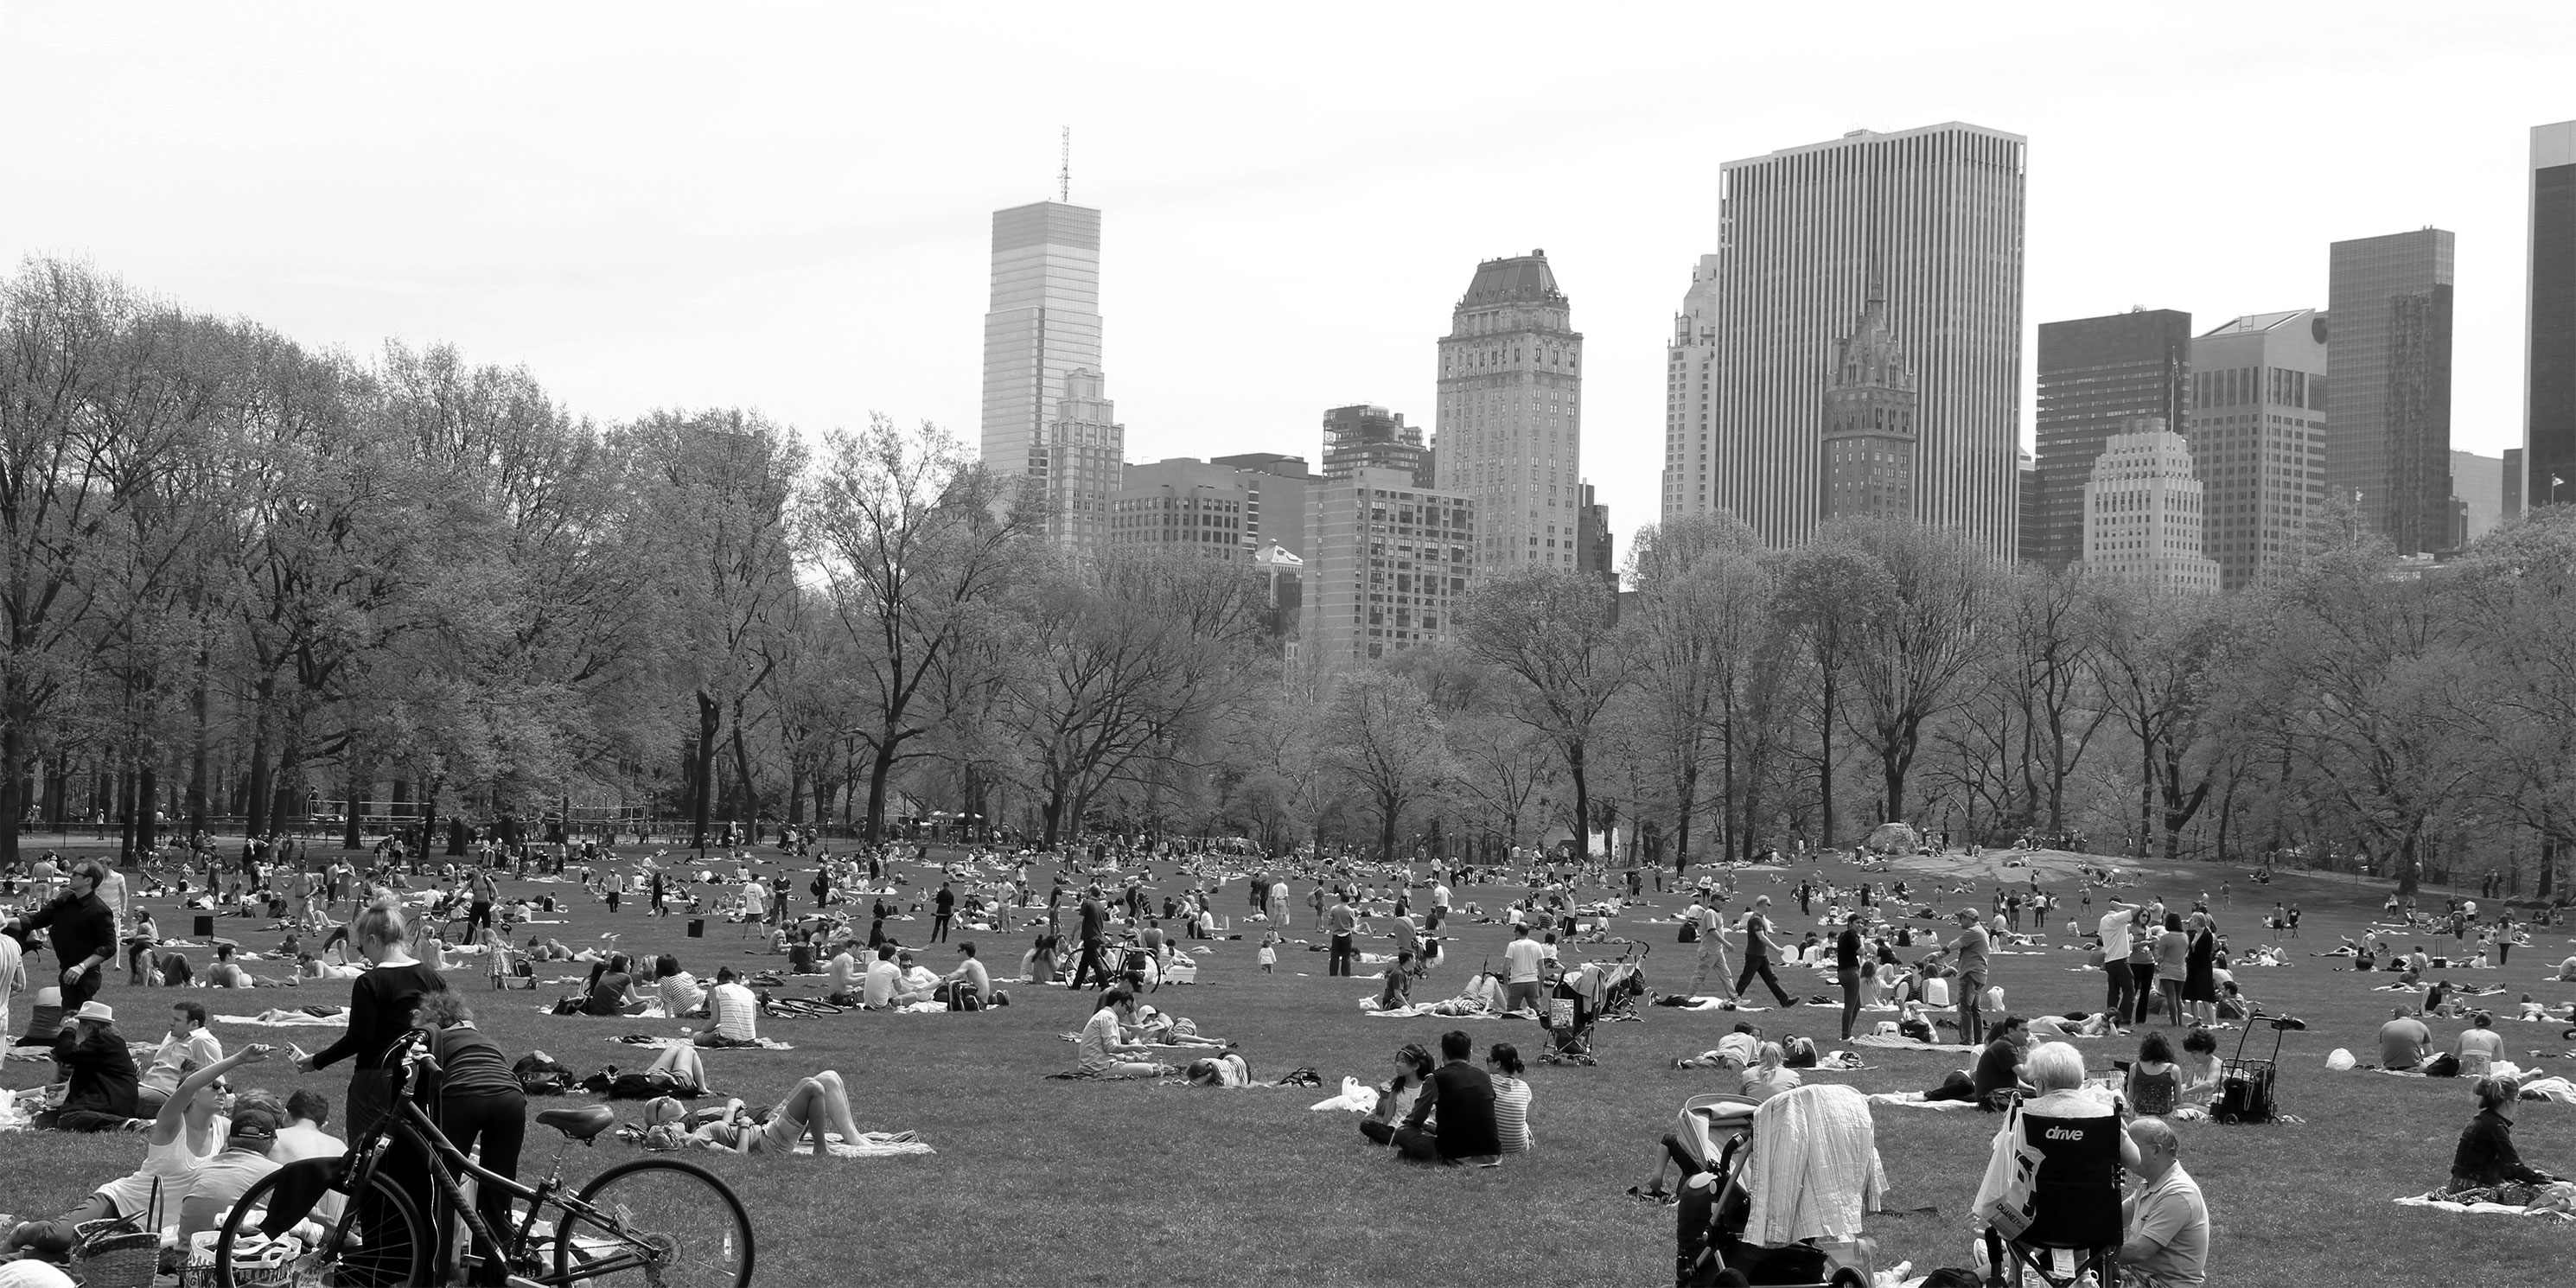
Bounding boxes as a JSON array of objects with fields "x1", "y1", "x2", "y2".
[{"x1": 15, "y1": 821, "x2": 2576, "y2": 1286}]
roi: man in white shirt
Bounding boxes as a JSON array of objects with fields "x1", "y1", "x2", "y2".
[
  {"x1": 697, "y1": 967, "x2": 760, "y2": 1045},
  {"x1": 137, "y1": 999, "x2": 225, "y2": 1115},
  {"x1": 2097, "y1": 900, "x2": 2139, "y2": 1026},
  {"x1": 897, "y1": 951, "x2": 940, "y2": 999},
  {"x1": 742, "y1": 878, "x2": 769, "y2": 924},
  {"x1": 1431, "y1": 881, "x2": 1452, "y2": 914},
  {"x1": 1502, "y1": 925, "x2": 1546, "y2": 1013},
  {"x1": 862, "y1": 946, "x2": 902, "y2": 1009}
]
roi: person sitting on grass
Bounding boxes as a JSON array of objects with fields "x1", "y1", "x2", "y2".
[
  {"x1": 2445, "y1": 1074, "x2": 2559, "y2": 1202},
  {"x1": 2380, "y1": 1005, "x2": 2434, "y2": 1071},
  {"x1": 35, "y1": 1001, "x2": 138, "y2": 1132},
  {"x1": 1488, "y1": 1043, "x2": 1533, "y2": 1154},
  {"x1": 1377, "y1": 950, "x2": 1415, "y2": 1011},
  {"x1": 641, "y1": 1069, "x2": 869, "y2": 1157},
  {"x1": 2124, "y1": 1030, "x2": 2184, "y2": 1118},
  {"x1": 2177, "y1": 1028, "x2": 2223, "y2": 1104},
  {"x1": 1388, "y1": 1030, "x2": 1500, "y2": 1165},
  {"x1": 823, "y1": 940, "x2": 864, "y2": 1007},
  {"x1": 2453, "y1": 1011, "x2": 2506, "y2": 1078},
  {"x1": 696, "y1": 968, "x2": 760, "y2": 1047},
  {"x1": 1360, "y1": 1043, "x2": 1435, "y2": 1146},
  {"x1": 581, "y1": 953, "x2": 648, "y2": 1017},
  {"x1": 3, "y1": 1042, "x2": 273, "y2": 1259},
  {"x1": 136, "y1": 1000, "x2": 223, "y2": 1116},
  {"x1": 2120, "y1": 1118, "x2": 2209, "y2": 1288},
  {"x1": 655, "y1": 954, "x2": 707, "y2": 1017},
  {"x1": 896, "y1": 951, "x2": 941, "y2": 1004},
  {"x1": 1076, "y1": 986, "x2": 1167, "y2": 1078},
  {"x1": 939, "y1": 941, "x2": 990, "y2": 1011},
  {"x1": 177, "y1": 1096, "x2": 287, "y2": 1240},
  {"x1": 1738, "y1": 1042, "x2": 1802, "y2": 1103}
]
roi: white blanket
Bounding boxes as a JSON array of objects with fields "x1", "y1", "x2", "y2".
[
  {"x1": 218, "y1": 1011, "x2": 348, "y2": 1027},
  {"x1": 1851, "y1": 1034, "x2": 1977, "y2": 1054},
  {"x1": 1743, "y1": 1084, "x2": 1885, "y2": 1246},
  {"x1": 786, "y1": 1131, "x2": 935, "y2": 1158},
  {"x1": 1866, "y1": 1091, "x2": 1981, "y2": 1112}
]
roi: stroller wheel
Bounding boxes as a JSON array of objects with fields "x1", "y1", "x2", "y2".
[{"x1": 2218, "y1": 1113, "x2": 2238, "y2": 1125}]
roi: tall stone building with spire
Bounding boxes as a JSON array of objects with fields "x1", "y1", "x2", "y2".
[
  {"x1": 1434, "y1": 251, "x2": 1584, "y2": 571},
  {"x1": 1819, "y1": 277, "x2": 1917, "y2": 522}
]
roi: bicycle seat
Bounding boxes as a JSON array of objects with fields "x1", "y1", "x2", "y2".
[{"x1": 536, "y1": 1106, "x2": 617, "y2": 1141}]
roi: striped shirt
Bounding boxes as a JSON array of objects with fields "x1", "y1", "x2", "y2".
[
  {"x1": 706, "y1": 982, "x2": 760, "y2": 1042},
  {"x1": 1492, "y1": 1076, "x2": 1533, "y2": 1153}
]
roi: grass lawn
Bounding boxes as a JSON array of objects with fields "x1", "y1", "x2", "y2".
[{"x1": 8, "y1": 840, "x2": 2576, "y2": 1286}]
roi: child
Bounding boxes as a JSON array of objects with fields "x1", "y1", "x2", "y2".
[{"x1": 1257, "y1": 929, "x2": 1278, "y2": 974}]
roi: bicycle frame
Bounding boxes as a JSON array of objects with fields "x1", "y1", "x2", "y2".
[{"x1": 320, "y1": 1066, "x2": 664, "y2": 1285}]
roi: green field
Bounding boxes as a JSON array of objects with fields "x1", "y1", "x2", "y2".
[{"x1": 7, "y1": 842, "x2": 2573, "y2": 1287}]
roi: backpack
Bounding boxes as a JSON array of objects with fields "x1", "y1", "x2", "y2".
[
  {"x1": 1678, "y1": 920, "x2": 1699, "y2": 944},
  {"x1": 513, "y1": 1051, "x2": 575, "y2": 1096}
]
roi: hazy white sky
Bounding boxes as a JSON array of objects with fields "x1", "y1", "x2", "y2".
[{"x1": 5, "y1": 3, "x2": 2569, "y2": 540}]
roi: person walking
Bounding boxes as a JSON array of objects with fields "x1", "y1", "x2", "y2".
[
  {"x1": 7, "y1": 861, "x2": 117, "y2": 1011},
  {"x1": 1834, "y1": 914, "x2": 1866, "y2": 1041},
  {"x1": 932, "y1": 883, "x2": 955, "y2": 943},
  {"x1": 1732, "y1": 896, "x2": 1797, "y2": 1008},
  {"x1": 1688, "y1": 899, "x2": 1736, "y2": 999}
]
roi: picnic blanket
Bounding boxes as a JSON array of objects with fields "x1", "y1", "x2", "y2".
[
  {"x1": 1851, "y1": 1035, "x2": 1979, "y2": 1054},
  {"x1": 1865, "y1": 1091, "x2": 1982, "y2": 1111},
  {"x1": 787, "y1": 1130, "x2": 934, "y2": 1158},
  {"x1": 219, "y1": 1011, "x2": 349, "y2": 1027},
  {"x1": 1665, "y1": 997, "x2": 1772, "y2": 1012},
  {"x1": 1361, "y1": 998, "x2": 1506, "y2": 1018},
  {"x1": 609, "y1": 1035, "x2": 795, "y2": 1051},
  {"x1": 2394, "y1": 1187, "x2": 2576, "y2": 1220}
]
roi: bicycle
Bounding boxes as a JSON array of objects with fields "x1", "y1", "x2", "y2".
[{"x1": 209, "y1": 1029, "x2": 755, "y2": 1287}]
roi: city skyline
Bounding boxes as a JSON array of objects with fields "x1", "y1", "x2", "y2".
[{"x1": 4, "y1": 8, "x2": 2570, "y2": 552}]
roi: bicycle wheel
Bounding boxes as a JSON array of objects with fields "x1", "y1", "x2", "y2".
[
  {"x1": 211, "y1": 1162, "x2": 430, "y2": 1288},
  {"x1": 553, "y1": 1157, "x2": 754, "y2": 1288}
]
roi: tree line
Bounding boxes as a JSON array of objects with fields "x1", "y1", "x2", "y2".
[{"x1": 5, "y1": 259, "x2": 2571, "y2": 896}]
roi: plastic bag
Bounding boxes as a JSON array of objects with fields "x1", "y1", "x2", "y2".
[{"x1": 2326, "y1": 1047, "x2": 2356, "y2": 1071}]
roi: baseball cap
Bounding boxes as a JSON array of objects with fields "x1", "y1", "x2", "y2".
[{"x1": 229, "y1": 1106, "x2": 282, "y2": 1141}]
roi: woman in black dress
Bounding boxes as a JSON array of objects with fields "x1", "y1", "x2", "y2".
[{"x1": 2182, "y1": 912, "x2": 2220, "y2": 1028}]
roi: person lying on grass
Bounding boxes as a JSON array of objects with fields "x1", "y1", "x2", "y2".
[
  {"x1": 641, "y1": 1069, "x2": 866, "y2": 1156},
  {"x1": 1128, "y1": 1004, "x2": 1228, "y2": 1049}
]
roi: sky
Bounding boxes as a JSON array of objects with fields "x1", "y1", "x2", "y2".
[{"x1": 4, "y1": 3, "x2": 2572, "y2": 545}]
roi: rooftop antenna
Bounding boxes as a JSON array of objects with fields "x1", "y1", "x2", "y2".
[{"x1": 1059, "y1": 126, "x2": 1070, "y2": 202}]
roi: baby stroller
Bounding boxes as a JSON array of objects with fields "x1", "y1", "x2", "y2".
[
  {"x1": 1672, "y1": 1089, "x2": 1876, "y2": 1286},
  {"x1": 1597, "y1": 947, "x2": 1651, "y2": 1023},
  {"x1": 1540, "y1": 966, "x2": 1604, "y2": 1066}
]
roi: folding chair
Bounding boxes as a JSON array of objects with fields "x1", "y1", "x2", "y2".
[{"x1": 1980, "y1": 1110, "x2": 2122, "y2": 1287}]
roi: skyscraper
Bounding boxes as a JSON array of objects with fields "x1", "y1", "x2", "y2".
[
  {"x1": 980, "y1": 201, "x2": 1102, "y2": 477},
  {"x1": 2528, "y1": 121, "x2": 2576, "y2": 512},
  {"x1": 2451, "y1": 450, "x2": 2505, "y2": 545},
  {"x1": 1818, "y1": 277, "x2": 1919, "y2": 524},
  {"x1": 1300, "y1": 469, "x2": 1476, "y2": 666},
  {"x1": 2327, "y1": 228, "x2": 2455, "y2": 554},
  {"x1": 2079, "y1": 418, "x2": 2221, "y2": 595},
  {"x1": 2032, "y1": 310, "x2": 2193, "y2": 571},
  {"x1": 1321, "y1": 405, "x2": 1429, "y2": 485},
  {"x1": 1434, "y1": 252, "x2": 1584, "y2": 571},
  {"x1": 2190, "y1": 310, "x2": 2330, "y2": 590},
  {"x1": 1663, "y1": 123, "x2": 2026, "y2": 558},
  {"x1": 1038, "y1": 367, "x2": 1123, "y2": 558}
]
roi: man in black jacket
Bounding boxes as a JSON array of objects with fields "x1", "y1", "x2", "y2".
[
  {"x1": 10, "y1": 861, "x2": 117, "y2": 1010},
  {"x1": 1393, "y1": 1030, "x2": 1500, "y2": 1164},
  {"x1": 41, "y1": 999, "x2": 140, "y2": 1132}
]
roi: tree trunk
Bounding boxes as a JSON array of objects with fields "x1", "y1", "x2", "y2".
[
  {"x1": 691, "y1": 692, "x2": 720, "y2": 850},
  {"x1": 787, "y1": 768, "x2": 806, "y2": 826},
  {"x1": 730, "y1": 721, "x2": 760, "y2": 827},
  {"x1": 1674, "y1": 763, "x2": 1697, "y2": 870},
  {"x1": 137, "y1": 762, "x2": 159, "y2": 857},
  {"x1": 419, "y1": 776, "x2": 442, "y2": 868},
  {"x1": 343, "y1": 757, "x2": 366, "y2": 851},
  {"x1": 245, "y1": 712, "x2": 275, "y2": 840},
  {"x1": 1566, "y1": 738, "x2": 1591, "y2": 862},
  {"x1": 188, "y1": 679, "x2": 211, "y2": 837},
  {"x1": 2539, "y1": 838, "x2": 2559, "y2": 902},
  {"x1": 1378, "y1": 794, "x2": 1400, "y2": 864},
  {"x1": 1817, "y1": 674, "x2": 1836, "y2": 848},
  {"x1": 864, "y1": 742, "x2": 898, "y2": 844},
  {"x1": 0, "y1": 708, "x2": 28, "y2": 865}
]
